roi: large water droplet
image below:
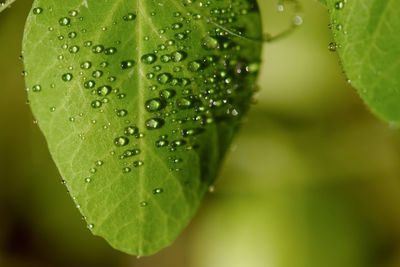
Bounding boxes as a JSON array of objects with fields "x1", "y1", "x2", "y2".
[
  {"x1": 121, "y1": 60, "x2": 135, "y2": 69},
  {"x1": 114, "y1": 136, "x2": 129, "y2": 147},
  {"x1": 145, "y1": 98, "x2": 165, "y2": 112},
  {"x1": 145, "y1": 118, "x2": 164, "y2": 129}
]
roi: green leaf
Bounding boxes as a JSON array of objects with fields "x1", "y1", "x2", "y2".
[
  {"x1": 316, "y1": 0, "x2": 327, "y2": 6},
  {"x1": 23, "y1": 0, "x2": 262, "y2": 256},
  {"x1": 325, "y1": 0, "x2": 400, "y2": 123}
]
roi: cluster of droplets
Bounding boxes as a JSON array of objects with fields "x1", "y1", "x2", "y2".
[
  {"x1": 327, "y1": 0, "x2": 348, "y2": 52},
  {"x1": 26, "y1": 0, "x2": 261, "y2": 225}
]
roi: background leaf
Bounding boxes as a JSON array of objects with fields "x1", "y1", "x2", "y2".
[
  {"x1": 325, "y1": 0, "x2": 400, "y2": 123},
  {"x1": 22, "y1": 0, "x2": 262, "y2": 256}
]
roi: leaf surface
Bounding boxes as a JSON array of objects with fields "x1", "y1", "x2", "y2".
[
  {"x1": 23, "y1": 0, "x2": 262, "y2": 255},
  {"x1": 325, "y1": 0, "x2": 400, "y2": 123}
]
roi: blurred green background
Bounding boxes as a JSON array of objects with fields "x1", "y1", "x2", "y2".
[{"x1": 2, "y1": 0, "x2": 400, "y2": 266}]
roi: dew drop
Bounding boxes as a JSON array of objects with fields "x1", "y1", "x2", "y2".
[
  {"x1": 328, "y1": 42, "x2": 337, "y2": 52},
  {"x1": 59, "y1": 17, "x2": 71, "y2": 26},
  {"x1": 160, "y1": 89, "x2": 176, "y2": 99},
  {"x1": 124, "y1": 126, "x2": 139, "y2": 135},
  {"x1": 32, "y1": 84, "x2": 42, "y2": 92},
  {"x1": 133, "y1": 160, "x2": 144, "y2": 167},
  {"x1": 62, "y1": 73, "x2": 73, "y2": 81},
  {"x1": 84, "y1": 80, "x2": 96, "y2": 88},
  {"x1": 145, "y1": 118, "x2": 164, "y2": 129},
  {"x1": 97, "y1": 85, "x2": 111, "y2": 96},
  {"x1": 114, "y1": 136, "x2": 129, "y2": 147},
  {"x1": 116, "y1": 109, "x2": 128, "y2": 117},
  {"x1": 157, "y1": 73, "x2": 172, "y2": 84},
  {"x1": 123, "y1": 13, "x2": 137, "y2": 21},
  {"x1": 141, "y1": 54, "x2": 157, "y2": 64},
  {"x1": 80, "y1": 61, "x2": 92, "y2": 69},
  {"x1": 121, "y1": 60, "x2": 135, "y2": 69},
  {"x1": 92, "y1": 45, "x2": 104, "y2": 54},
  {"x1": 91, "y1": 100, "x2": 102, "y2": 108},
  {"x1": 104, "y1": 47, "x2": 117, "y2": 55},
  {"x1": 153, "y1": 188, "x2": 163, "y2": 194},
  {"x1": 335, "y1": 1, "x2": 345, "y2": 9},
  {"x1": 171, "y1": 50, "x2": 186, "y2": 62},
  {"x1": 33, "y1": 7, "x2": 43, "y2": 15},
  {"x1": 123, "y1": 167, "x2": 131, "y2": 173},
  {"x1": 188, "y1": 61, "x2": 202, "y2": 72},
  {"x1": 202, "y1": 36, "x2": 219, "y2": 50},
  {"x1": 145, "y1": 98, "x2": 165, "y2": 112}
]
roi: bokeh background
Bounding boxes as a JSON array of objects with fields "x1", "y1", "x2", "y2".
[{"x1": 2, "y1": 0, "x2": 400, "y2": 266}]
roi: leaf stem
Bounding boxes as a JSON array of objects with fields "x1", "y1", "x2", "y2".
[{"x1": 0, "y1": 0, "x2": 17, "y2": 13}]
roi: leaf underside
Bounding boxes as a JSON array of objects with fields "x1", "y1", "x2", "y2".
[
  {"x1": 23, "y1": 0, "x2": 262, "y2": 256},
  {"x1": 325, "y1": 0, "x2": 400, "y2": 123}
]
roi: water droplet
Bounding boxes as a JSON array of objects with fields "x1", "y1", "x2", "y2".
[
  {"x1": 172, "y1": 23, "x2": 183, "y2": 29},
  {"x1": 162, "y1": 53, "x2": 174, "y2": 63},
  {"x1": 80, "y1": 61, "x2": 92, "y2": 69},
  {"x1": 123, "y1": 13, "x2": 137, "y2": 21},
  {"x1": 176, "y1": 97, "x2": 193, "y2": 109},
  {"x1": 121, "y1": 60, "x2": 135, "y2": 69},
  {"x1": 68, "y1": 32, "x2": 77, "y2": 38},
  {"x1": 157, "y1": 73, "x2": 172, "y2": 84},
  {"x1": 33, "y1": 7, "x2": 43, "y2": 15},
  {"x1": 328, "y1": 42, "x2": 337, "y2": 52},
  {"x1": 69, "y1": 10, "x2": 78, "y2": 17},
  {"x1": 160, "y1": 89, "x2": 176, "y2": 99},
  {"x1": 104, "y1": 47, "x2": 117, "y2": 55},
  {"x1": 114, "y1": 136, "x2": 129, "y2": 147},
  {"x1": 84, "y1": 80, "x2": 96, "y2": 88},
  {"x1": 153, "y1": 188, "x2": 163, "y2": 194},
  {"x1": 91, "y1": 100, "x2": 102, "y2": 108},
  {"x1": 134, "y1": 160, "x2": 144, "y2": 167},
  {"x1": 62, "y1": 73, "x2": 73, "y2": 81},
  {"x1": 171, "y1": 139, "x2": 186, "y2": 147},
  {"x1": 97, "y1": 85, "x2": 111, "y2": 96},
  {"x1": 155, "y1": 139, "x2": 168, "y2": 147},
  {"x1": 141, "y1": 54, "x2": 157, "y2": 64},
  {"x1": 145, "y1": 118, "x2": 164, "y2": 129},
  {"x1": 59, "y1": 17, "x2": 71, "y2": 26},
  {"x1": 32, "y1": 84, "x2": 41, "y2": 92},
  {"x1": 202, "y1": 36, "x2": 219, "y2": 50},
  {"x1": 69, "y1": 45, "x2": 79, "y2": 53},
  {"x1": 145, "y1": 98, "x2": 165, "y2": 112},
  {"x1": 171, "y1": 50, "x2": 186, "y2": 62},
  {"x1": 92, "y1": 70, "x2": 103, "y2": 78},
  {"x1": 335, "y1": 1, "x2": 344, "y2": 9},
  {"x1": 92, "y1": 45, "x2": 104, "y2": 53},
  {"x1": 116, "y1": 109, "x2": 128, "y2": 117},
  {"x1": 123, "y1": 167, "x2": 131, "y2": 173},
  {"x1": 123, "y1": 149, "x2": 140, "y2": 158},
  {"x1": 175, "y1": 32, "x2": 187, "y2": 40},
  {"x1": 181, "y1": 127, "x2": 203, "y2": 137},
  {"x1": 188, "y1": 61, "x2": 202, "y2": 72}
]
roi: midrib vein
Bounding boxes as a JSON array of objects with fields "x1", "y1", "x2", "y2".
[{"x1": 136, "y1": 0, "x2": 145, "y2": 256}]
